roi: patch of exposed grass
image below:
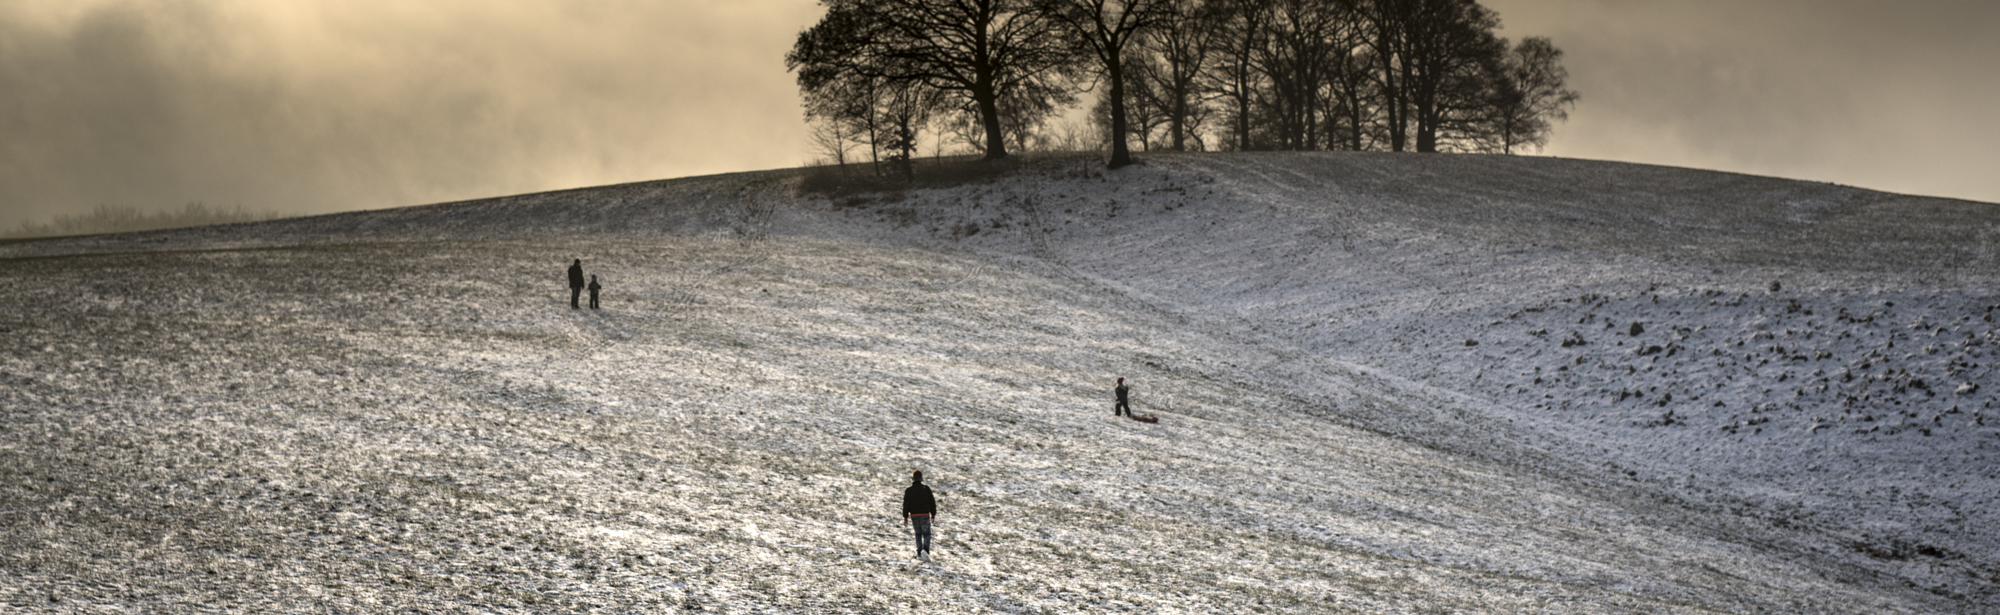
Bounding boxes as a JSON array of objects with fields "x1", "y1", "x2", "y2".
[{"x1": 795, "y1": 154, "x2": 1077, "y2": 201}]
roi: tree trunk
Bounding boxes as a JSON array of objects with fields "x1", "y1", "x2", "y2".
[
  {"x1": 1234, "y1": 72, "x2": 1252, "y2": 151},
  {"x1": 975, "y1": 87, "x2": 1008, "y2": 160},
  {"x1": 1415, "y1": 79, "x2": 1438, "y2": 152},
  {"x1": 1107, "y1": 53, "x2": 1134, "y2": 168},
  {"x1": 1391, "y1": 66, "x2": 1410, "y2": 152}
]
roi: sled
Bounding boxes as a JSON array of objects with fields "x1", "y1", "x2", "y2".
[{"x1": 1129, "y1": 414, "x2": 1158, "y2": 423}]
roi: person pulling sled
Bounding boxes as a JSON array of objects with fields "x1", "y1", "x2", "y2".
[
  {"x1": 1114, "y1": 377, "x2": 1131, "y2": 417},
  {"x1": 1113, "y1": 377, "x2": 1159, "y2": 423}
]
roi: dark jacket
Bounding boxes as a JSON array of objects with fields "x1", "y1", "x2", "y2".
[
  {"x1": 568, "y1": 262, "x2": 585, "y2": 288},
  {"x1": 1114, "y1": 384, "x2": 1130, "y2": 403},
  {"x1": 903, "y1": 483, "x2": 936, "y2": 518}
]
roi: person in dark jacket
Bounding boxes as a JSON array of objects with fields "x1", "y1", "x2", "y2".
[
  {"x1": 1114, "y1": 377, "x2": 1132, "y2": 417},
  {"x1": 902, "y1": 470, "x2": 937, "y2": 560},
  {"x1": 567, "y1": 259, "x2": 585, "y2": 309},
  {"x1": 587, "y1": 274, "x2": 602, "y2": 310}
]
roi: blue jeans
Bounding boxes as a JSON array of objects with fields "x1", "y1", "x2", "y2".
[{"x1": 910, "y1": 516, "x2": 932, "y2": 554}]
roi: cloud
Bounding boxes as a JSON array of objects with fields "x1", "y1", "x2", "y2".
[
  {"x1": 0, "y1": 0, "x2": 825, "y2": 228},
  {"x1": 4, "y1": 0, "x2": 1996, "y2": 232},
  {"x1": 1487, "y1": 0, "x2": 2000, "y2": 202}
]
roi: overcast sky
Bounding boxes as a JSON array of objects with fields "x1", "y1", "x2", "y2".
[{"x1": 3, "y1": 0, "x2": 1995, "y2": 229}]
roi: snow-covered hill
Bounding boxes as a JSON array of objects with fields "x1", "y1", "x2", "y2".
[
  {"x1": 3, "y1": 151, "x2": 1994, "y2": 612},
  {"x1": 873, "y1": 152, "x2": 2000, "y2": 601}
]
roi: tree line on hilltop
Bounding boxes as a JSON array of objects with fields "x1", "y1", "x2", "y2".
[{"x1": 787, "y1": 0, "x2": 1580, "y2": 174}]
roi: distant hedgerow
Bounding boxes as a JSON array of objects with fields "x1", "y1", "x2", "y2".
[
  {"x1": 4, "y1": 202, "x2": 276, "y2": 239},
  {"x1": 795, "y1": 155, "x2": 1030, "y2": 200}
]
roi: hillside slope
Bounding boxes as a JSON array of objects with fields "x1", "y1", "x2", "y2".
[
  {"x1": 810, "y1": 151, "x2": 2000, "y2": 603},
  {"x1": 3, "y1": 151, "x2": 1995, "y2": 612}
]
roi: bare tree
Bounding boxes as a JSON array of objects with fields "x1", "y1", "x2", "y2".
[
  {"x1": 796, "y1": 0, "x2": 1575, "y2": 163},
  {"x1": 1094, "y1": 59, "x2": 1176, "y2": 151},
  {"x1": 799, "y1": 69, "x2": 888, "y2": 170},
  {"x1": 1134, "y1": 0, "x2": 1221, "y2": 151},
  {"x1": 1205, "y1": 0, "x2": 1272, "y2": 151},
  {"x1": 1374, "y1": 0, "x2": 1504, "y2": 153},
  {"x1": 1169, "y1": 0, "x2": 1571, "y2": 155},
  {"x1": 878, "y1": 80, "x2": 946, "y2": 180},
  {"x1": 1324, "y1": 34, "x2": 1376, "y2": 150},
  {"x1": 1364, "y1": 0, "x2": 1412, "y2": 151},
  {"x1": 1488, "y1": 36, "x2": 1578, "y2": 154},
  {"x1": 1301, "y1": 0, "x2": 1373, "y2": 151},
  {"x1": 788, "y1": 0, "x2": 1078, "y2": 161},
  {"x1": 1253, "y1": 0, "x2": 1361, "y2": 150},
  {"x1": 808, "y1": 116, "x2": 856, "y2": 166},
  {"x1": 1037, "y1": 0, "x2": 1174, "y2": 168}
]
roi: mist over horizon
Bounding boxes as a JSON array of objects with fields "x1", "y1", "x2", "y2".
[
  {"x1": 0, "y1": 0, "x2": 824, "y2": 232},
  {"x1": 4, "y1": 0, "x2": 1997, "y2": 232}
]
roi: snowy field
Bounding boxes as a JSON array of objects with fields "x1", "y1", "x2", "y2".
[{"x1": 2, "y1": 151, "x2": 1995, "y2": 612}]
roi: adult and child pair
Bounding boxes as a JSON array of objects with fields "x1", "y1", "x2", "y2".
[{"x1": 567, "y1": 258, "x2": 602, "y2": 309}]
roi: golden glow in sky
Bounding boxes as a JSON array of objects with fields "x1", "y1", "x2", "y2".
[{"x1": 2, "y1": 0, "x2": 1995, "y2": 228}]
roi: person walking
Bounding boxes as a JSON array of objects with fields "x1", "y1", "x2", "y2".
[
  {"x1": 902, "y1": 470, "x2": 937, "y2": 561},
  {"x1": 587, "y1": 274, "x2": 602, "y2": 310},
  {"x1": 567, "y1": 259, "x2": 585, "y2": 309},
  {"x1": 1114, "y1": 377, "x2": 1132, "y2": 417}
]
